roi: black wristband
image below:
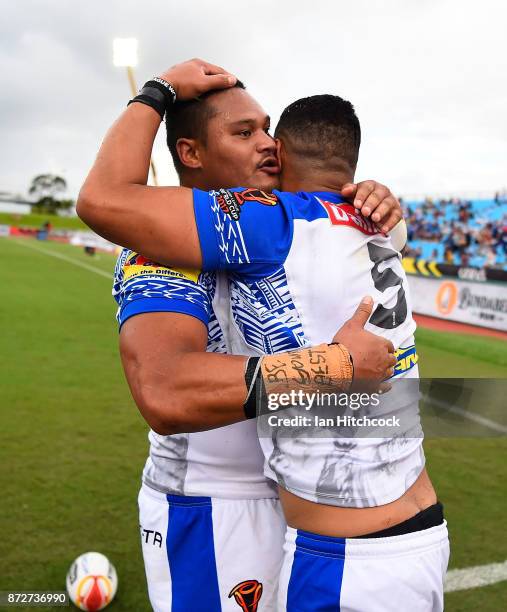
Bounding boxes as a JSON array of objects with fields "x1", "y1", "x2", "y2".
[
  {"x1": 243, "y1": 357, "x2": 265, "y2": 419},
  {"x1": 128, "y1": 91, "x2": 166, "y2": 119},
  {"x1": 150, "y1": 77, "x2": 177, "y2": 103},
  {"x1": 127, "y1": 79, "x2": 177, "y2": 120}
]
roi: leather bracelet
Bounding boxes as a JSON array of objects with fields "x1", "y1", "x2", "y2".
[
  {"x1": 261, "y1": 343, "x2": 353, "y2": 396},
  {"x1": 242, "y1": 343, "x2": 354, "y2": 419}
]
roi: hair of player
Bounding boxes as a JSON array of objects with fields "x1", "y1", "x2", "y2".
[
  {"x1": 274, "y1": 94, "x2": 361, "y2": 171},
  {"x1": 166, "y1": 80, "x2": 246, "y2": 176}
]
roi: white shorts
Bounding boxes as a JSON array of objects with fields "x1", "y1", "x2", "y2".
[
  {"x1": 138, "y1": 483, "x2": 286, "y2": 611},
  {"x1": 278, "y1": 521, "x2": 450, "y2": 611}
]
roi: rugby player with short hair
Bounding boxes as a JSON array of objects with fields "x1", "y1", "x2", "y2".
[{"x1": 78, "y1": 60, "x2": 439, "y2": 611}]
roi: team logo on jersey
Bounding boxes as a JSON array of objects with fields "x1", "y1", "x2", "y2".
[
  {"x1": 123, "y1": 252, "x2": 200, "y2": 283},
  {"x1": 228, "y1": 579, "x2": 263, "y2": 611},
  {"x1": 125, "y1": 252, "x2": 158, "y2": 267},
  {"x1": 237, "y1": 188, "x2": 278, "y2": 207},
  {"x1": 317, "y1": 200, "x2": 380, "y2": 235},
  {"x1": 391, "y1": 345, "x2": 418, "y2": 377},
  {"x1": 215, "y1": 188, "x2": 278, "y2": 220}
]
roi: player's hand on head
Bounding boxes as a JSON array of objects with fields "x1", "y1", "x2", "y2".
[
  {"x1": 341, "y1": 181, "x2": 403, "y2": 233},
  {"x1": 332, "y1": 296, "x2": 396, "y2": 391},
  {"x1": 159, "y1": 58, "x2": 237, "y2": 101}
]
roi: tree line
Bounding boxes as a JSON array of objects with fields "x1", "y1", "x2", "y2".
[{"x1": 29, "y1": 174, "x2": 74, "y2": 214}]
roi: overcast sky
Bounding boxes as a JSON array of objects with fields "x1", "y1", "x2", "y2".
[{"x1": 1, "y1": 0, "x2": 506, "y2": 200}]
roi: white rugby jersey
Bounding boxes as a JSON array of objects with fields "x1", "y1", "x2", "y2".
[
  {"x1": 192, "y1": 187, "x2": 424, "y2": 508},
  {"x1": 113, "y1": 250, "x2": 277, "y2": 499}
]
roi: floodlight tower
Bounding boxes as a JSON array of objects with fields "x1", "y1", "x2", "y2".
[{"x1": 113, "y1": 38, "x2": 159, "y2": 186}]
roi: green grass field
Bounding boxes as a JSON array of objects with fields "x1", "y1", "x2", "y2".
[
  {"x1": 0, "y1": 212, "x2": 87, "y2": 230},
  {"x1": 1, "y1": 237, "x2": 506, "y2": 611}
]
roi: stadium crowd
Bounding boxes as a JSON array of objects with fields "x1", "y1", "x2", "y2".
[{"x1": 403, "y1": 194, "x2": 507, "y2": 269}]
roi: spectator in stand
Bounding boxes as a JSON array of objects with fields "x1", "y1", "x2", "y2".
[
  {"x1": 426, "y1": 217, "x2": 441, "y2": 240},
  {"x1": 458, "y1": 207, "x2": 470, "y2": 224},
  {"x1": 403, "y1": 194, "x2": 506, "y2": 270},
  {"x1": 486, "y1": 248, "x2": 497, "y2": 267},
  {"x1": 440, "y1": 220, "x2": 451, "y2": 239},
  {"x1": 460, "y1": 251, "x2": 470, "y2": 267},
  {"x1": 444, "y1": 246, "x2": 454, "y2": 264},
  {"x1": 498, "y1": 224, "x2": 507, "y2": 254},
  {"x1": 451, "y1": 227, "x2": 469, "y2": 255},
  {"x1": 477, "y1": 223, "x2": 494, "y2": 255}
]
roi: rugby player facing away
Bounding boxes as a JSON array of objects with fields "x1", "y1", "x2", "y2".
[{"x1": 78, "y1": 60, "x2": 449, "y2": 610}]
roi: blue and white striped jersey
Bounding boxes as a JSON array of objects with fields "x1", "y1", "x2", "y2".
[
  {"x1": 192, "y1": 187, "x2": 424, "y2": 507},
  {"x1": 113, "y1": 249, "x2": 277, "y2": 499}
]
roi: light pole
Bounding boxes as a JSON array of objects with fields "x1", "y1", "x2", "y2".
[{"x1": 113, "y1": 38, "x2": 159, "y2": 186}]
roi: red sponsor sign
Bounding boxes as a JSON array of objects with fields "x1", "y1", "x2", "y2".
[{"x1": 317, "y1": 200, "x2": 379, "y2": 236}]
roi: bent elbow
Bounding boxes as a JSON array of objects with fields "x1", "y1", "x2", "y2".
[
  {"x1": 137, "y1": 387, "x2": 190, "y2": 436},
  {"x1": 147, "y1": 418, "x2": 179, "y2": 436},
  {"x1": 76, "y1": 186, "x2": 100, "y2": 228},
  {"x1": 147, "y1": 411, "x2": 185, "y2": 436},
  {"x1": 76, "y1": 184, "x2": 119, "y2": 233}
]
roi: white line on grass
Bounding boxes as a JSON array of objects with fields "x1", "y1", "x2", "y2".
[
  {"x1": 11, "y1": 238, "x2": 112, "y2": 279},
  {"x1": 422, "y1": 394, "x2": 507, "y2": 435},
  {"x1": 445, "y1": 560, "x2": 507, "y2": 592}
]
